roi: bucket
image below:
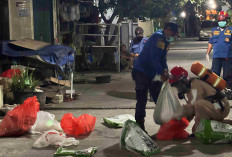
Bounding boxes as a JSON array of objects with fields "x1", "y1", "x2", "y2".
[{"x1": 13, "y1": 91, "x2": 46, "y2": 109}]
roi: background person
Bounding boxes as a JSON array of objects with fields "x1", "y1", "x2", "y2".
[
  {"x1": 132, "y1": 22, "x2": 180, "y2": 131},
  {"x1": 129, "y1": 27, "x2": 148, "y2": 59},
  {"x1": 120, "y1": 44, "x2": 133, "y2": 71},
  {"x1": 206, "y1": 11, "x2": 232, "y2": 99}
]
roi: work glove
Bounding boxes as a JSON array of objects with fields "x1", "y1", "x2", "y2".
[
  {"x1": 206, "y1": 54, "x2": 210, "y2": 62},
  {"x1": 161, "y1": 69, "x2": 169, "y2": 82}
]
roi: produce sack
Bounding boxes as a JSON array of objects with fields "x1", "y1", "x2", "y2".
[
  {"x1": 157, "y1": 117, "x2": 189, "y2": 140},
  {"x1": 195, "y1": 119, "x2": 232, "y2": 144},
  {"x1": 103, "y1": 114, "x2": 135, "y2": 128},
  {"x1": 0, "y1": 96, "x2": 40, "y2": 136},
  {"x1": 120, "y1": 120, "x2": 160, "y2": 156},
  {"x1": 154, "y1": 81, "x2": 182, "y2": 125},
  {"x1": 30, "y1": 111, "x2": 62, "y2": 134},
  {"x1": 60, "y1": 113, "x2": 96, "y2": 137},
  {"x1": 33, "y1": 129, "x2": 79, "y2": 148},
  {"x1": 54, "y1": 147, "x2": 98, "y2": 157}
]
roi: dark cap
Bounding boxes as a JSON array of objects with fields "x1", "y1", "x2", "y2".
[
  {"x1": 135, "y1": 27, "x2": 144, "y2": 35},
  {"x1": 164, "y1": 22, "x2": 180, "y2": 37}
]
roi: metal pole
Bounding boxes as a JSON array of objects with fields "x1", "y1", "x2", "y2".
[
  {"x1": 70, "y1": 72, "x2": 73, "y2": 98},
  {"x1": 118, "y1": 23, "x2": 121, "y2": 72}
]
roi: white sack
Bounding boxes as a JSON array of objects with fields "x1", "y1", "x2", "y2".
[{"x1": 153, "y1": 81, "x2": 182, "y2": 125}]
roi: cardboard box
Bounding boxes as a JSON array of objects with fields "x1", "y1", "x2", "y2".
[{"x1": 10, "y1": 38, "x2": 50, "y2": 50}]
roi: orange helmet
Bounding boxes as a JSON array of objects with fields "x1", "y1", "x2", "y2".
[
  {"x1": 217, "y1": 11, "x2": 229, "y2": 21},
  {"x1": 169, "y1": 66, "x2": 188, "y2": 84}
]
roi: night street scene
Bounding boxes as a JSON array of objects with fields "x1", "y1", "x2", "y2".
[{"x1": 1, "y1": 0, "x2": 232, "y2": 157}]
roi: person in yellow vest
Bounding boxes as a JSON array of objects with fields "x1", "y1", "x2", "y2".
[{"x1": 169, "y1": 66, "x2": 232, "y2": 137}]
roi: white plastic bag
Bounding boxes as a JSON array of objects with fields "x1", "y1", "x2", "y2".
[
  {"x1": 153, "y1": 81, "x2": 182, "y2": 125},
  {"x1": 33, "y1": 129, "x2": 79, "y2": 148},
  {"x1": 30, "y1": 111, "x2": 63, "y2": 134}
]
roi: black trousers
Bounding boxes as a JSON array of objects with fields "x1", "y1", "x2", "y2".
[{"x1": 132, "y1": 70, "x2": 163, "y2": 120}]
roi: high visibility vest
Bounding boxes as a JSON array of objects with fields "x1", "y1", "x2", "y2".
[{"x1": 191, "y1": 61, "x2": 227, "y2": 91}]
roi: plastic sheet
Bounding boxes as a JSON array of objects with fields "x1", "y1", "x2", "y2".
[{"x1": 33, "y1": 129, "x2": 79, "y2": 148}]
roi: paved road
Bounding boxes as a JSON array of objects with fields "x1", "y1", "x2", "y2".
[{"x1": 1, "y1": 38, "x2": 232, "y2": 157}]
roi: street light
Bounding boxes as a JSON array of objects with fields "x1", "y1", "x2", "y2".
[
  {"x1": 180, "y1": 11, "x2": 186, "y2": 36},
  {"x1": 180, "y1": 11, "x2": 186, "y2": 18},
  {"x1": 208, "y1": 0, "x2": 217, "y2": 9}
]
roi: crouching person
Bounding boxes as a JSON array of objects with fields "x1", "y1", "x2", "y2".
[{"x1": 169, "y1": 66, "x2": 231, "y2": 136}]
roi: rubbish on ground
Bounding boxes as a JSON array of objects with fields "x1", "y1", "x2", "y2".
[
  {"x1": 0, "y1": 96, "x2": 39, "y2": 136},
  {"x1": 33, "y1": 129, "x2": 79, "y2": 148},
  {"x1": 154, "y1": 81, "x2": 182, "y2": 125},
  {"x1": 61, "y1": 113, "x2": 96, "y2": 137},
  {"x1": 120, "y1": 120, "x2": 160, "y2": 156},
  {"x1": 30, "y1": 111, "x2": 63, "y2": 134},
  {"x1": 46, "y1": 77, "x2": 71, "y2": 87},
  {"x1": 156, "y1": 117, "x2": 189, "y2": 140},
  {"x1": 103, "y1": 114, "x2": 135, "y2": 128},
  {"x1": 195, "y1": 119, "x2": 232, "y2": 144},
  {"x1": 52, "y1": 94, "x2": 64, "y2": 104},
  {"x1": 54, "y1": 147, "x2": 98, "y2": 157}
]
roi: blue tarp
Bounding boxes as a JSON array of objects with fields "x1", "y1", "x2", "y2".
[{"x1": 0, "y1": 41, "x2": 75, "y2": 72}]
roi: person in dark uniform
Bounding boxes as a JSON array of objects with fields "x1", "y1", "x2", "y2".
[
  {"x1": 206, "y1": 11, "x2": 232, "y2": 99},
  {"x1": 132, "y1": 22, "x2": 180, "y2": 131},
  {"x1": 130, "y1": 27, "x2": 148, "y2": 58}
]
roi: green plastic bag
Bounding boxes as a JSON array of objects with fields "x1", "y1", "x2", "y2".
[
  {"x1": 54, "y1": 147, "x2": 98, "y2": 157},
  {"x1": 120, "y1": 120, "x2": 160, "y2": 156},
  {"x1": 195, "y1": 119, "x2": 232, "y2": 144},
  {"x1": 103, "y1": 114, "x2": 135, "y2": 128}
]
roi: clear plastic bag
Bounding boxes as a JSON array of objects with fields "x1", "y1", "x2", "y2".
[
  {"x1": 30, "y1": 111, "x2": 62, "y2": 134},
  {"x1": 33, "y1": 129, "x2": 79, "y2": 148},
  {"x1": 153, "y1": 81, "x2": 182, "y2": 125}
]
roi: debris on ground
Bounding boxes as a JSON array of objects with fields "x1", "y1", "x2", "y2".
[
  {"x1": 103, "y1": 114, "x2": 135, "y2": 128},
  {"x1": 54, "y1": 147, "x2": 98, "y2": 157},
  {"x1": 33, "y1": 129, "x2": 79, "y2": 148},
  {"x1": 120, "y1": 120, "x2": 160, "y2": 156},
  {"x1": 195, "y1": 119, "x2": 232, "y2": 144}
]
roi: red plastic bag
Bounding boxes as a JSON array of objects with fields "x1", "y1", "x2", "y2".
[
  {"x1": 0, "y1": 96, "x2": 40, "y2": 136},
  {"x1": 156, "y1": 117, "x2": 189, "y2": 140},
  {"x1": 0, "y1": 69, "x2": 21, "y2": 78},
  {"x1": 60, "y1": 113, "x2": 96, "y2": 137}
]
